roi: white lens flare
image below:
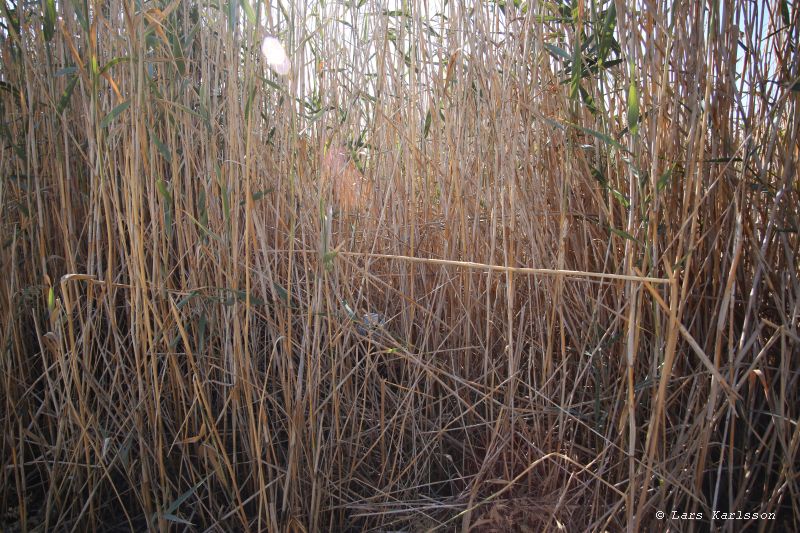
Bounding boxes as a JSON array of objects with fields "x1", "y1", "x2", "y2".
[{"x1": 262, "y1": 37, "x2": 290, "y2": 75}]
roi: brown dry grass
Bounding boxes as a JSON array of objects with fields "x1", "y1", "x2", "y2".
[{"x1": 1, "y1": 0, "x2": 798, "y2": 531}]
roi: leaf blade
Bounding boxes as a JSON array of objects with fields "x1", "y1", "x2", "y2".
[
  {"x1": 100, "y1": 100, "x2": 130, "y2": 129},
  {"x1": 627, "y1": 66, "x2": 639, "y2": 135}
]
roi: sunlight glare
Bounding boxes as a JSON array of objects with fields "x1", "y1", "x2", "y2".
[{"x1": 262, "y1": 37, "x2": 291, "y2": 75}]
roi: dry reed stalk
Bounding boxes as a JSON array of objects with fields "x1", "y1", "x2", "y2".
[{"x1": 0, "y1": 0, "x2": 797, "y2": 531}]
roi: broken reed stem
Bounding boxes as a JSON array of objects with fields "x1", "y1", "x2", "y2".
[{"x1": 337, "y1": 251, "x2": 671, "y2": 284}]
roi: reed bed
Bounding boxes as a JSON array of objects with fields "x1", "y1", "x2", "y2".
[{"x1": 1, "y1": 0, "x2": 798, "y2": 531}]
